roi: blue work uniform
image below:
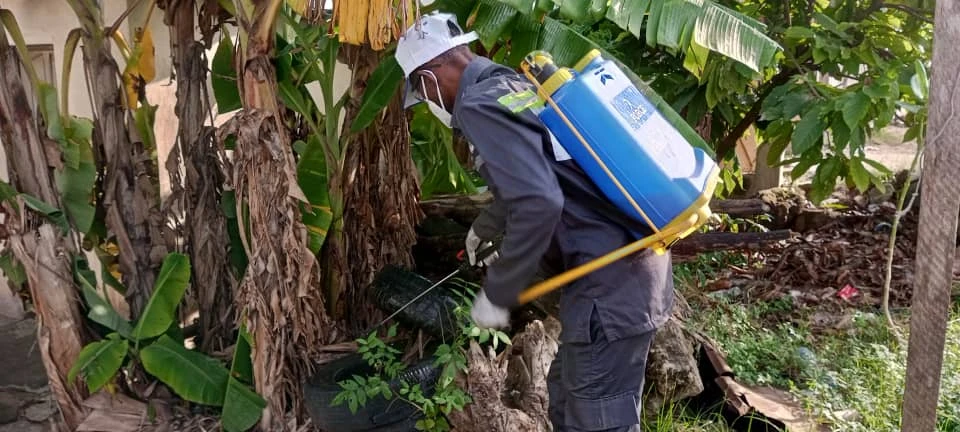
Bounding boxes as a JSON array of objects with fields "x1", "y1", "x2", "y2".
[{"x1": 451, "y1": 56, "x2": 675, "y2": 431}]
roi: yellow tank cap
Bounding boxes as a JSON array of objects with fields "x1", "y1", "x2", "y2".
[
  {"x1": 538, "y1": 68, "x2": 573, "y2": 99},
  {"x1": 574, "y1": 49, "x2": 602, "y2": 72}
]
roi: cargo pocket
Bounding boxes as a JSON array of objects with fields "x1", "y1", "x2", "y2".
[{"x1": 564, "y1": 389, "x2": 642, "y2": 431}]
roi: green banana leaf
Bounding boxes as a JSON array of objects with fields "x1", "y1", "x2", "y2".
[
  {"x1": 221, "y1": 324, "x2": 264, "y2": 432},
  {"x1": 0, "y1": 180, "x2": 17, "y2": 211},
  {"x1": 351, "y1": 56, "x2": 404, "y2": 133},
  {"x1": 472, "y1": 1, "x2": 519, "y2": 50},
  {"x1": 57, "y1": 117, "x2": 97, "y2": 235},
  {"x1": 0, "y1": 250, "x2": 26, "y2": 287},
  {"x1": 409, "y1": 104, "x2": 478, "y2": 199},
  {"x1": 211, "y1": 33, "x2": 242, "y2": 114},
  {"x1": 132, "y1": 253, "x2": 191, "y2": 342},
  {"x1": 471, "y1": 0, "x2": 782, "y2": 73},
  {"x1": 140, "y1": 335, "x2": 230, "y2": 406},
  {"x1": 74, "y1": 256, "x2": 133, "y2": 339},
  {"x1": 20, "y1": 194, "x2": 69, "y2": 234},
  {"x1": 67, "y1": 334, "x2": 128, "y2": 393},
  {"x1": 220, "y1": 190, "x2": 249, "y2": 276},
  {"x1": 34, "y1": 82, "x2": 97, "y2": 234},
  {"x1": 296, "y1": 135, "x2": 333, "y2": 255}
]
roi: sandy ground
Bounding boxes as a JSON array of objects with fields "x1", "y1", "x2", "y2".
[{"x1": 863, "y1": 125, "x2": 920, "y2": 171}]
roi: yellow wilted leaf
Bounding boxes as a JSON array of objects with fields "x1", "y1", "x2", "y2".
[
  {"x1": 367, "y1": 0, "x2": 392, "y2": 51},
  {"x1": 102, "y1": 242, "x2": 120, "y2": 256},
  {"x1": 134, "y1": 27, "x2": 156, "y2": 82},
  {"x1": 335, "y1": 0, "x2": 369, "y2": 45},
  {"x1": 122, "y1": 26, "x2": 155, "y2": 109},
  {"x1": 394, "y1": 0, "x2": 415, "y2": 39},
  {"x1": 111, "y1": 30, "x2": 131, "y2": 61},
  {"x1": 287, "y1": 0, "x2": 308, "y2": 15},
  {"x1": 286, "y1": 0, "x2": 323, "y2": 22},
  {"x1": 109, "y1": 265, "x2": 123, "y2": 284}
]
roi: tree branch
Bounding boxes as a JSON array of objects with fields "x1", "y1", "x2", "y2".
[
  {"x1": 882, "y1": 3, "x2": 934, "y2": 24},
  {"x1": 715, "y1": 67, "x2": 797, "y2": 159},
  {"x1": 857, "y1": 0, "x2": 886, "y2": 21}
]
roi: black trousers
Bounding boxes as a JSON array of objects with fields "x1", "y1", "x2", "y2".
[{"x1": 547, "y1": 307, "x2": 656, "y2": 431}]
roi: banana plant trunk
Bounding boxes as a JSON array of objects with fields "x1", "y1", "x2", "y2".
[
  {"x1": 67, "y1": 1, "x2": 167, "y2": 320},
  {"x1": 338, "y1": 44, "x2": 422, "y2": 331},
  {"x1": 0, "y1": 30, "x2": 88, "y2": 431},
  {"x1": 229, "y1": 1, "x2": 334, "y2": 429},
  {"x1": 167, "y1": 0, "x2": 236, "y2": 354}
]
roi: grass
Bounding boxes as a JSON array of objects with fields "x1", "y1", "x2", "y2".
[
  {"x1": 667, "y1": 251, "x2": 960, "y2": 432},
  {"x1": 642, "y1": 401, "x2": 732, "y2": 432}
]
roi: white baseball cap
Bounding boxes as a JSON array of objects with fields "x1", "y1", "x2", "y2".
[{"x1": 395, "y1": 11, "x2": 478, "y2": 108}]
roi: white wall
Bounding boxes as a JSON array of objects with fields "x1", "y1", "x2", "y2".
[{"x1": 1, "y1": 4, "x2": 354, "y2": 319}]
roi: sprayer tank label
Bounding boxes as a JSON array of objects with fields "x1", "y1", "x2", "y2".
[
  {"x1": 611, "y1": 86, "x2": 654, "y2": 129},
  {"x1": 610, "y1": 86, "x2": 681, "y2": 163}
]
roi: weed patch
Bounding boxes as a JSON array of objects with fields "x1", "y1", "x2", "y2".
[{"x1": 690, "y1": 297, "x2": 960, "y2": 431}]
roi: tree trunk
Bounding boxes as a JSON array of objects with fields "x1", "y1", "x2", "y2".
[
  {"x1": 900, "y1": 1, "x2": 960, "y2": 429},
  {"x1": 449, "y1": 300, "x2": 705, "y2": 431},
  {"x1": 8, "y1": 225, "x2": 88, "y2": 432},
  {"x1": 228, "y1": 4, "x2": 335, "y2": 427},
  {"x1": 0, "y1": 31, "x2": 88, "y2": 431},
  {"x1": 448, "y1": 320, "x2": 558, "y2": 432},
  {"x1": 338, "y1": 45, "x2": 423, "y2": 331},
  {"x1": 68, "y1": 2, "x2": 167, "y2": 320},
  {"x1": 166, "y1": 0, "x2": 236, "y2": 354}
]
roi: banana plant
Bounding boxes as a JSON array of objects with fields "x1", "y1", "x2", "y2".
[
  {"x1": 70, "y1": 253, "x2": 265, "y2": 432},
  {"x1": 441, "y1": 0, "x2": 782, "y2": 74}
]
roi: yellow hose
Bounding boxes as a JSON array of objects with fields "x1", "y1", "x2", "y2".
[{"x1": 517, "y1": 217, "x2": 693, "y2": 305}]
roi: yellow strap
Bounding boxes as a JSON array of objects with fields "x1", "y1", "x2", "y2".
[{"x1": 521, "y1": 66, "x2": 660, "y2": 234}]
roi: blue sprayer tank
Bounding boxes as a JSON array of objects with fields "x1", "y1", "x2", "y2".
[{"x1": 521, "y1": 49, "x2": 719, "y2": 242}]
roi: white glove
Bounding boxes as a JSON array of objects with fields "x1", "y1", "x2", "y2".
[
  {"x1": 471, "y1": 290, "x2": 510, "y2": 329},
  {"x1": 465, "y1": 228, "x2": 500, "y2": 267}
]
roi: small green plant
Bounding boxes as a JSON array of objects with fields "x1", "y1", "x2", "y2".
[
  {"x1": 673, "y1": 251, "x2": 751, "y2": 290},
  {"x1": 332, "y1": 283, "x2": 510, "y2": 431},
  {"x1": 69, "y1": 253, "x2": 265, "y2": 432}
]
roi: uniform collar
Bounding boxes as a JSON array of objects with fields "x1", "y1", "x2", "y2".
[{"x1": 451, "y1": 56, "x2": 516, "y2": 129}]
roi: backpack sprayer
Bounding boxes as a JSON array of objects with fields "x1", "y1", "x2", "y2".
[
  {"x1": 514, "y1": 49, "x2": 721, "y2": 305},
  {"x1": 376, "y1": 49, "x2": 719, "y2": 328}
]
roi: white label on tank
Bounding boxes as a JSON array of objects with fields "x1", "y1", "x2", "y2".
[
  {"x1": 532, "y1": 104, "x2": 573, "y2": 162},
  {"x1": 611, "y1": 86, "x2": 684, "y2": 168},
  {"x1": 548, "y1": 130, "x2": 572, "y2": 162}
]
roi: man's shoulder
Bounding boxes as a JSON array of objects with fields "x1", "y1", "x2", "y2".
[{"x1": 459, "y1": 73, "x2": 538, "y2": 112}]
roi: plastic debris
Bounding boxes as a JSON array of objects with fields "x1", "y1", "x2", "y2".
[{"x1": 837, "y1": 284, "x2": 859, "y2": 301}]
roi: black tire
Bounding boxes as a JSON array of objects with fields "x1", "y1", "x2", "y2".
[
  {"x1": 303, "y1": 352, "x2": 441, "y2": 432},
  {"x1": 369, "y1": 265, "x2": 472, "y2": 339}
]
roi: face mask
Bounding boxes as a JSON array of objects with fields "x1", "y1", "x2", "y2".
[{"x1": 420, "y1": 71, "x2": 452, "y2": 128}]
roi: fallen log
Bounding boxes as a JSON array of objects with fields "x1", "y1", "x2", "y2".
[
  {"x1": 670, "y1": 230, "x2": 793, "y2": 256},
  {"x1": 420, "y1": 192, "x2": 776, "y2": 228},
  {"x1": 414, "y1": 226, "x2": 794, "y2": 279},
  {"x1": 711, "y1": 198, "x2": 771, "y2": 219}
]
